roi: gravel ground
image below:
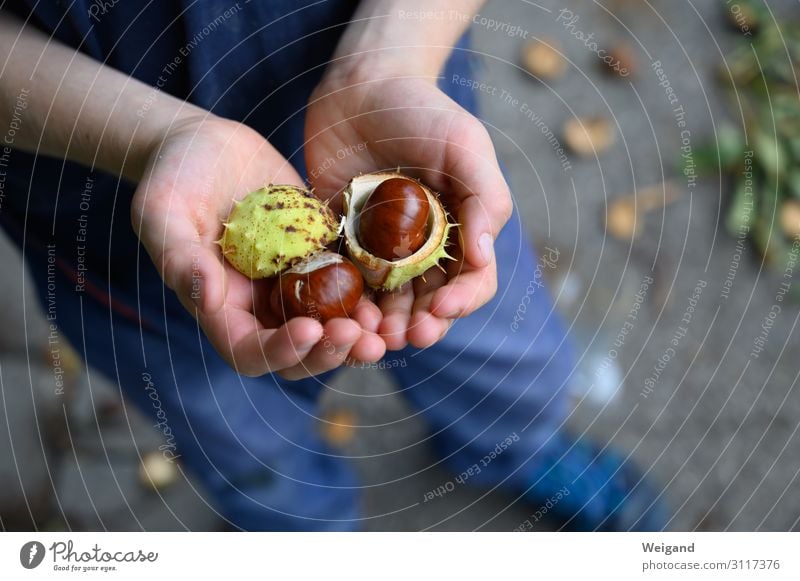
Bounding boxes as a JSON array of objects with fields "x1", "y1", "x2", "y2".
[{"x1": 1, "y1": 0, "x2": 798, "y2": 531}]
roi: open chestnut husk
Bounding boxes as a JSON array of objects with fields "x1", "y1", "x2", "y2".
[
  {"x1": 269, "y1": 251, "x2": 363, "y2": 323},
  {"x1": 343, "y1": 173, "x2": 455, "y2": 291}
]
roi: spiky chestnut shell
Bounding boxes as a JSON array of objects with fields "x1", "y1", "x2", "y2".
[
  {"x1": 343, "y1": 173, "x2": 455, "y2": 291},
  {"x1": 220, "y1": 185, "x2": 339, "y2": 279},
  {"x1": 269, "y1": 251, "x2": 363, "y2": 323}
]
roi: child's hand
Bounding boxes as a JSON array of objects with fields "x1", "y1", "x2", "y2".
[
  {"x1": 306, "y1": 75, "x2": 512, "y2": 350},
  {"x1": 131, "y1": 115, "x2": 385, "y2": 378}
]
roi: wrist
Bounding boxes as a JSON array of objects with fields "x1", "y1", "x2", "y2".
[
  {"x1": 129, "y1": 102, "x2": 210, "y2": 181},
  {"x1": 324, "y1": 1, "x2": 483, "y2": 88},
  {"x1": 320, "y1": 51, "x2": 441, "y2": 91}
]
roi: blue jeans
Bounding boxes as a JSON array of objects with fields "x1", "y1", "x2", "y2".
[{"x1": 21, "y1": 206, "x2": 573, "y2": 530}]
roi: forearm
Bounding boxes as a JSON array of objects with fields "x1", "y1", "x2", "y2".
[
  {"x1": 0, "y1": 12, "x2": 205, "y2": 181},
  {"x1": 329, "y1": 0, "x2": 485, "y2": 80}
]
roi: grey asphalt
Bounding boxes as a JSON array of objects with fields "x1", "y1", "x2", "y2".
[{"x1": 1, "y1": 0, "x2": 798, "y2": 531}]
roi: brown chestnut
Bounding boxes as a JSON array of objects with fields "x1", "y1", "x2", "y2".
[
  {"x1": 270, "y1": 251, "x2": 363, "y2": 323},
  {"x1": 357, "y1": 177, "x2": 430, "y2": 261},
  {"x1": 601, "y1": 43, "x2": 637, "y2": 78}
]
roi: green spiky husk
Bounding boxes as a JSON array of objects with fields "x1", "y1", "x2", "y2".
[
  {"x1": 377, "y1": 222, "x2": 455, "y2": 290},
  {"x1": 221, "y1": 185, "x2": 338, "y2": 279}
]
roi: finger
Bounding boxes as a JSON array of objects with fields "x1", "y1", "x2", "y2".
[
  {"x1": 429, "y1": 257, "x2": 498, "y2": 320},
  {"x1": 278, "y1": 318, "x2": 362, "y2": 380},
  {"x1": 407, "y1": 310, "x2": 452, "y2": 349},
  {"x1": 349, "y1": 297, "x2": 387, "y2": 363},
  {"x1": 457, "y1": 193, "x2": 506, "y2": 270},
  {"x1": 406, "y1": 268, "x2": 451, "y2": 349},
  {"x1": 163, "y1": 244, "x2": 227, "y2": 315},
  {"x1": 201, "y1": 306, "x2": 323, "y2": 376},
  {"x1": 446, "y1": 123, "x2": 512, "y2": 268},
  {"x1": 133, "y1": 187, "x2": 223, "y2": 316},
  {"x1": 134, "y1": 192, "x2": 228, "y2": 318},
  {"x1": 377, "y1": 283, "x2": 415, "y2": 351},
  {"x1": 348, "y1": 331, "x2": 387, "y2": 364},
  {"x1": 411, "y1": 264, "x2": 448, "y2": 309},
  {"x1": 352, "y1": 295, "x2": 382, "y2": 335}
]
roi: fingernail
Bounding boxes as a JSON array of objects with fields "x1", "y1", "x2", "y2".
[{"x1": 479, "y1": 232, "x2": 493, "y2": 264}]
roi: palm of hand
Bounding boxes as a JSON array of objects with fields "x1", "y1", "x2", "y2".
[{"x1": 132, "y1": 116, "x2": 382, "y2": 377}]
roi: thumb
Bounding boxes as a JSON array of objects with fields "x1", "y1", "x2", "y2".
[
  {"x1": 443, "y1": 117, "x2": 513, "y2": 269},
  {"x1": 159, "y1": 243, "x2": 225, "y2": 315},
  {"x1": 132, "y1": 191, "x2": 226, "y2": 317},
  {"x1": 452, "y1": 163, "x2": 513, "y2": 269}
]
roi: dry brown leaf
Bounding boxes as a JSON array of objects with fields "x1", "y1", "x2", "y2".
[
  {"x1": 319, "y1": 408, "x2": 357, "y2": 447},
  {"x1": 521, "y1": 39, "x2": 566, "y2": 80},
  {"x1": 606, "y1": 182, "x2": 682, "y2": 239},
  {"x1": 602, "y1": 43, "x2": 638, "y2": 77},
  {"x1": 563, "y1": 117, "x2": 615, "y2": 157},
  {"x1": 780, "y1": 200, "x2": 800, "y2": 240},
  {"x1": 138, "y1": 451, "x2": 178, "y2": 491}
]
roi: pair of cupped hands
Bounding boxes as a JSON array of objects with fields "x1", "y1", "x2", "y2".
[{"x1": 132, "y1": 74, "x2": 512, "y2": 379}]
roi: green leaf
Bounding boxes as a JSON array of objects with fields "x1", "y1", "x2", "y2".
[
  {"x1": 753, "y1": 132, "x2": 786, "y2": 181},
  {"x1": 717, "y1": 124, "x2": 745, "y2": 169},
  {"x1": 788, "y1": 168, "x2": 800, "y2": 199},
  {"x1": 725, "y1": 174, "x2": 756, "y2": 237}
]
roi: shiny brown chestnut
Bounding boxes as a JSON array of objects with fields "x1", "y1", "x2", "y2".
[
  {"x1": 357, "y1": 177, "x2": 430, "y2": 261},
  {"x1": 269, "y1": 251, "x2": 364, "y2": 323}
]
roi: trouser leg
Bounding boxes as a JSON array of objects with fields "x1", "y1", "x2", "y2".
[
  {"x1": 25, "y1": 245, "x2": 360, "y2": 531},
  {"x1": 390, "y1": 208, "x2": 575, "y2": 492}
]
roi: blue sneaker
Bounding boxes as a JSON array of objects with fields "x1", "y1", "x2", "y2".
[{"x1": 520, "y1": 432, "x2": 668, "y2": 531}]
